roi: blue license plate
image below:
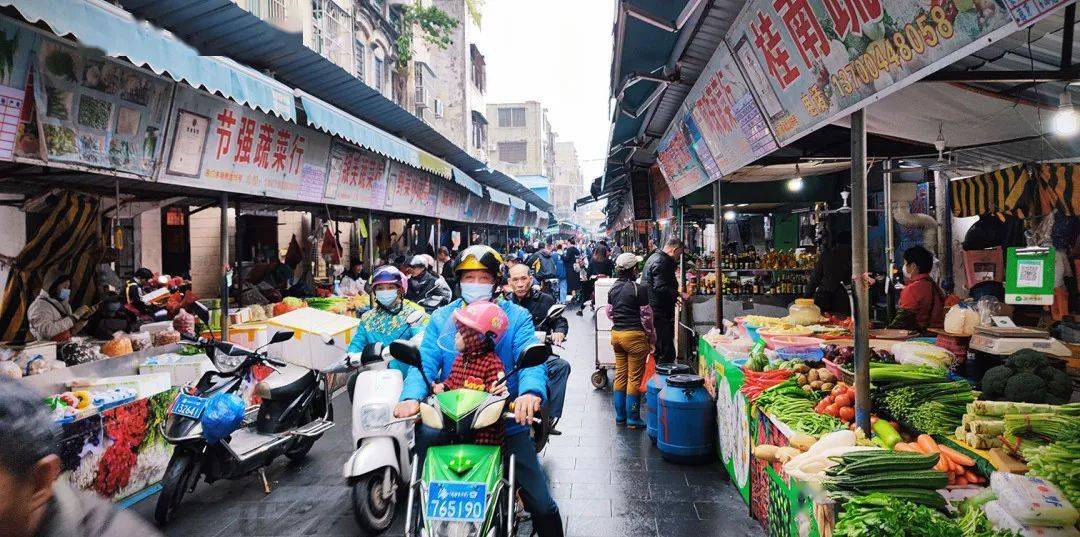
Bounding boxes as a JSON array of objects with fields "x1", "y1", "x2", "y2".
[
  {"x1": 425, "y1": 481, "x2": 487, "y2": 522},
  {"x1": 171, "y1": 394, "x2": 207, "y2": 420}
]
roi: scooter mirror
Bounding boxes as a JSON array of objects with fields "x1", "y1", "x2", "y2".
[
  {"x1": 546, "y1": 304, "x2": 566, "y2": 320},
  {"x1": 215, "y1": 341, "x2": 238, "y2": 355},
  {"x1": 361, "y1": 342, "x2": 385, "y2": 365},
  {"x1": 269, "y1": 330, "x2": 295, "y2": 344},
  {"x1": 404, "y1": 310, "x2": 425, "y2": 327},
  {"x1": 192, "y1": 302, "x2": 211, "y2": 325},
  {"x1": 389, "y1": 340, "x2": 422, "y2": 368},
  {"x1": 517, "y1": 344, "x2": 549, "y2": 369}
]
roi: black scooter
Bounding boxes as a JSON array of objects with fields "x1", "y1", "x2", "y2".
[{"x1": 154, "y1": 304, "x2": 353, "y2": 524}]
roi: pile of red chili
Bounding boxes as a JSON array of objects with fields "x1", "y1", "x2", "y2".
[{"x1": 739, "y1": 369, "x2": 794, "y2": 402}]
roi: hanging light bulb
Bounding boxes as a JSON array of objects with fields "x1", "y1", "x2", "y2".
[
  {"x1": 723, "y1": 210, "x2": 737, "y2": 222},
  {"x1": 1051, "y1": 90, "x2": 1080, "y2": 137},
  {"x1": 788, "y1": 162, "x2": 804, "y2": 192}
]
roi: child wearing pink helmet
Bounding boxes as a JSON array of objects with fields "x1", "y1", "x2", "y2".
[{"x1": 433, "y1": 301, "x2": 510, "y2": 445}]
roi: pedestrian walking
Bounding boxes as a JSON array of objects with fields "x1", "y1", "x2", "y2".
[
  {"x1": 562, "y1": 237, "x2": 581, "y2": 303},
  {"x1": 553, "y1": 242, "x2": 568, "y2": 303},
  {"x1": 576, "y1": 245, "x2": 613, "y2": 316},
  {"x1": 641, "y1": 238, "x2": 684, "y2": 363},
  {"x1": 606, "y1": 253, "x2": 652, "y2": 428}
]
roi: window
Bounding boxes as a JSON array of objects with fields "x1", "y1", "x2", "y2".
[
  {"x1": 472, "y1": 121, "x2": 487, "y2": 151},
  {"x1": 311, "y1": 0, "x2": 348, "y2": 68},
  {"x1": 498, "y1": 141, "x2": 527, "y2": 163},
  {"x1": 498, "y1": 107, "x2": 526, "y2": 128},
  {"x1": 311, "y1": 0, "x2": 324, "y2": 53},
  {"x1": 353, "y1": 39, "x2": 365, "y2": 81},
  {"x1": 392, "y1": 72, "x2": 403, "y2": 105},
  {"x1": 373, "y1": 55, "x2": 385, "y2": 93},
  {"x1": 469, "y1": 44, "x2": 486, "y2": 93}
]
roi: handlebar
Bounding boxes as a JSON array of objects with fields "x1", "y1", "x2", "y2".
[{"x1": 503, "y1": 412, "x2": 542, "y2": 424}]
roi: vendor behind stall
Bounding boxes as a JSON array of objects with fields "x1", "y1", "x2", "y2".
[
  {"x1": 88, "y1": 293, "x2": 135, "y2": 339},
  {"x1": 889, "y1": 246, "x2": 945, "y2": 331},
  {"x1": 124, "y1": 268, "x2": 154, "y2": 316},
  {"x1": 27, "y1": 268, "x2": 95, "y2": 342}
]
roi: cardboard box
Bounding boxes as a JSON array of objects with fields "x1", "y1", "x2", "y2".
[{"x1": 266, "y1": 308, "x2": 358, "y2": 371}]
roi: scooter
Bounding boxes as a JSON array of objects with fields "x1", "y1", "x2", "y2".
[
  {"x1": 344, "y1": 309, "x2": 426, "y2": 535},
  {"x1": 155, "y1": 304, "x2": 351, "y2": 525},
  {"x1": 531, "y1": 304, "x2": 567, "y2": 452},
  {"x1": 390, "y1": 340, "x2": 550, "y2": 537}
]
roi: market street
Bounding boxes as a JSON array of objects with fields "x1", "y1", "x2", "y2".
[{"x1": 131, "y1": 307, "x2": 763, "y2": 536}]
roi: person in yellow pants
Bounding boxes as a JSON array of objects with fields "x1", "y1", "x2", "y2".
[{"x1": 606, "y1": 253, "x2": 652, "y2": 428}]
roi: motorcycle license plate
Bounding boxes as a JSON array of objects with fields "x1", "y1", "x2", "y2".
[
  {"x1": 425, "y1": 481, "x2": 486, "y2": 522},
  {"x1": 171, "y1": 394, "x2": 207, "y2": 419}
]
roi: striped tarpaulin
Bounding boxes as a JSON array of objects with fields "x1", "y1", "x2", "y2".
[
  {"x1": 1038, "y1": 163, "x2": 1080, "y2": 216},
  {"x1": 0, "y1": 192, "x2": 103, "y2": 342},
  {"x1": 949, "y1": 165, "x2": 1033, "y2": 218}
]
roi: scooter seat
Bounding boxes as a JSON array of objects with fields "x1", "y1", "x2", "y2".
[{"x1": 255, "y1": 364, "x2": 316, "y2": 400}]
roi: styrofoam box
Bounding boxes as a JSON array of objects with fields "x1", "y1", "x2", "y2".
[
  {"x1": 229, "y1": 323, "x2": 269, "y2": 351},
  {"x1": 140, "y1": 354, "x2": 215, "y2": 387},
  {"x1": 266, "y1": 308, "x2": 359, "y2": 371},
  {"x1": 593, "y1": 277, "x2": 616, "y2": 308},
  {"x1": 69, "y1": 372, "x2": 171, "y2": 399},
  {"x1": 138, "y1": 321, "x2": 174, "y2": 335}
]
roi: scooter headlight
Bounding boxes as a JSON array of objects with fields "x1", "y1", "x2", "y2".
[
  {"x1": 432, "y1": 521, "x2": 481, "y2": 537},
  {"x1": 358, "y1": 403, "x2": 391, "y2": 430}
]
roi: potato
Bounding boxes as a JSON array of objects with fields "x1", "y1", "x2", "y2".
[
  {"x1": 807, "y1": 369, "x2": 819, "y2": 382},
  {"x1": 818, "y1": 370, "x2": 835, "y2": 383},
  {"x1": 775, "y1": 446, "x2": 802, "y2": 463},
  {"x1": 802, "y1": 384, "x2": 814, "y2": 393},
  {"x1": 796, "y1": 374, "x2": 808, "y2": 385},
  {"x1": 794, "y1": 363, "x2": 810, "y2": 374},
  {"x1": 820, "y1": 382, "x2": 835, "y2": 392},
  {"x1": 809, "y1": 380, "x2": 824, "y2": 390}
]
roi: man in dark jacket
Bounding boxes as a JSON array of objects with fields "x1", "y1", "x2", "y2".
[
  {"x1": 506, "y1": 263, "x2": 571, "y2": 427},
  {"x1": 0, "y1": 378, "x2": 163, "y2": 537},
  {"x1": 404, "y1": 255, "x2": 451, "y2": 313},
  {"x1": 641, "y1": 238, "x2": 684, "y2": 363},
  {"x1": 437, "y1": 246, "x2": 456, "y2": 291}
]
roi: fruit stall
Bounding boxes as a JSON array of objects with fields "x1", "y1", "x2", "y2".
[{"x1": 699, "y1": 307, "x2": 1080, "y2": 537}]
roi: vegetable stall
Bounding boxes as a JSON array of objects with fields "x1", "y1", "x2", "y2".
[{"x1": 700, "y1": 310, "x2": 1080, "y2": 537}]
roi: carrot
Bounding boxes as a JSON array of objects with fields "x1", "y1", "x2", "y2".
[
  {"x1": 963, "y1": 470, "x2": 981, "y2": 484},
  {"x1": 917, "y1": 434, "x2": 940, "y2": 454},
  {"x1": 947, "y1": 473, "x2": 956, "y2": 486},
  {"x1": 956, "y1": 477, "x2": 969, "y2": 487},
  {"x1": 894, "y1": 443, "x2": 918, "y2": 453},
  {"x1": 934, "y1": 456, "x2": 949, "y2": 472},
  {"x1": 939, "y1": 445, "x2": 975, "y2": 467}
]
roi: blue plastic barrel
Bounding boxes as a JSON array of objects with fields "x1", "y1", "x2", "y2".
[
  {"x1": 646, "y1": 363, "x2": 691, "y2": 443},
  {"x1": 657, "y1": 374, "x2": 715, "y2": 464}
]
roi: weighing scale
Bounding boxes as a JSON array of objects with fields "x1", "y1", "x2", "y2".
[
  {"x1": 968, "y1": 326, "x2": 1071, "y2": 358},
  {"x1": 966, "y1": 326, "x2": 1071, "y2": 384}
]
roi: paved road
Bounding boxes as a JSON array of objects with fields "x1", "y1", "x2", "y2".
[{"x1": 133, "y1": 303, "x2": 762, "y2": 536}]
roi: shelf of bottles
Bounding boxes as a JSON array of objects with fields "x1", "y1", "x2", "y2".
[{"x1": 690, "y1": 249, "x2": 817, "y2": 298}]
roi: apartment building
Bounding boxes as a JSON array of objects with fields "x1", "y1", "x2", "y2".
[
  {"x1": 487, "y1": 101, "x2": 554, "y2": 178},
  {"x1": 552, "y1": 141, "x2": 584, "y2": 222}
]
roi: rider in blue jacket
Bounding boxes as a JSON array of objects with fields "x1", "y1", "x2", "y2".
[
  {"x1": 395, "y1": 245, "x2": 563, "y2": 537},
  {"x1": 346, "y1": 266, "x2": 428, "y2": 399}
]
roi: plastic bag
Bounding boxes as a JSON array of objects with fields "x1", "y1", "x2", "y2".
[
  {"x1": 891, "y1": 341, "x2": 956, "y2": 369},
  {"x1": 984, "y1": 501, "x2": 1080, "y2": 537},
  {"x1": 199, "y1": 392, "x2": 246, "y2": 444},
  {"x1": 0, "y1": 360, "x2": 22, "y2": 379},
  {"x1": 100, "y1": 334, "x2": 133, "y2": 357},
  {"x1": 129, "y1": 331, "x2": 152, "y2": 352},
  {"x1": 173, "y1": 309, "x2": 196, "y2": 335},
  {"x1": 991, "y1": 472, "x2": 1079, "y2": 527},
  {"x1": 152, "y1": 330, "x2": 181, "y2": 347}
]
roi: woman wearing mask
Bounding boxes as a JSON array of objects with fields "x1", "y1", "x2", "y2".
[
  {"x1": 346, "y1": 266, "x2": 429, "y2": 398},
  {"x1": 28, "y1": 268, "x2": 96, "y2": 342}
]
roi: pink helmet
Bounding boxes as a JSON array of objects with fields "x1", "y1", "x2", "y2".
[{"x1": 453, "y1": 301, "x2": 509, "y2": 346}]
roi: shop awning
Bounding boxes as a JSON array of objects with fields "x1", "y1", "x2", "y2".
[
  {"x1": 1038, "y1": 163, "x2": 1080, "y2": 216},
  {"x1": 452, "y1": 169, "x2": 484, "y2": 197},
  {"x1": 489, "y1": 188, "x2": 512, "y2": 206},
  {"x1": 298, "y1": 91, "x2": 453, "y2": 179},
  {"x1": 2, "y1": 0, "x2": 296, "y2": 121},
  {"x1": 950, "y1": 165, "x2": 1034, "y2": 218},
  {"x1": 509, "y1": 196, "x2": 527, "y2": 210}
]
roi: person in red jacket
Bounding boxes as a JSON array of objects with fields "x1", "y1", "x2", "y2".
[
  {"x1": 433, "y1": 301, "x2": 509, "y2": 445},
  {"x1": 890, "y1": 245, "x2": 945, "y2": 332}
]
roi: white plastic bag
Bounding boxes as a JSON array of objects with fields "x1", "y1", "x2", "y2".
[
  {"x1": 991, "y1": 472, "x2": 1079, "y2": 527},
  {"x1": 984, "y1": 501, "x2": 1080, "y2": 537},
  {"x1": 891, "y1": 341, "x2": 956, "y2": 368}
]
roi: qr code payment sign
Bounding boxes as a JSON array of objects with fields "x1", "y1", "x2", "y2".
[{"x1": 1016, "y1": 259, "x2": 1043, "y2": 288}]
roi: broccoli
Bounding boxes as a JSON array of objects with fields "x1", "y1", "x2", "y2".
[
  {"x1": 1006, "y1": 349, "x2": 1049, "y2": 373},
  {"x1": 1043, "y1": 367, "x2": 1072, "y2": 404},
  {"x1": 1003, "y1": 372, "x2": 1047, "y2": 404},
  {"x1": 980, "y1": 365, "x2": 1014, "y2": 399}
]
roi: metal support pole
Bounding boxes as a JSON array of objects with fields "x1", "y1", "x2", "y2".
[
  {"x1": 234, "y1": 201, "x2": 243, "y2": 308},
  {"x1": 883, "y1": 159, "x2": 895, "y2": 320},
  {"x1": 850, "y1": 109, "x2": 870, "y2": 434},
  {"x1": 366, "y1": 211, "x2": 374, "y2": 267},
  {"x1": 934, "y1": 170, "x2": 951, "y2": 289},
  {"x1": 713, "y1": 181, "x2": 723, "y2": 328},
  {"x1": 435, "y1": 218, "x2": 441, "y2": 253},
  {"x1": 219, "y1": 192, "x2": 230, "y2": 341}
]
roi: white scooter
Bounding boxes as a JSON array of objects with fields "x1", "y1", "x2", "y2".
[{"x1": 343, "y1": 310, "x2": 424, "y2": 535}]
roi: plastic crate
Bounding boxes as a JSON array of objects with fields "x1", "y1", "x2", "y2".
[{"x1": 775, "y1": 345, "x2": 824, "y2": 362}]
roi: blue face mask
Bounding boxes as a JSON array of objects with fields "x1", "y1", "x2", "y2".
[
  {"x1": 460, "y1": 283, "x2": 493, "y2": 304},
  {"x1": 57, "y1": 288, "x2": 71, "y2": 301},
  {"x1": 375, "y1": 290, "x2": 399, "y2": 308}
]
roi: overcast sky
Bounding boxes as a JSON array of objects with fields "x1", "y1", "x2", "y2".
[{"x1": 477, "y1": 0, "x2": 615, "y2": 188}]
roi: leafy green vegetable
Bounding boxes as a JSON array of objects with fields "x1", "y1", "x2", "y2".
[
  {"x1": 1022, "y1": 441, "x2": 1080, "y2": 507},
  {"x1": 956, "y1": 505, "x2": 1020, "y2": 537},
  {"x1": 877, "y1": 381, "x2": 976, "y2": 435},
  {"x1": 834, "y1": 493, "x2": 961, "y2": 537}
]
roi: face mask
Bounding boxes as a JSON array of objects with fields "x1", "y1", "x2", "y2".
[
  {"x1": 902, "y1": 265, "x2": 912, "y2": 279},
  {"x1": 57, "y1": 288, "x2": 71, "y2": 301},
  {"x1": 375, "y1": 290, "x2": 399, "y2": 308},
  {"x1": 460, "y1": 283, "x2": 493, "y2": 304}
]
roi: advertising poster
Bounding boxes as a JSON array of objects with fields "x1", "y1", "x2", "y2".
[
  {"x1": 384, "y1": 162, "x2": 439, "y2": 217},
  {"x1": 683, "y1": 113, "x2": 722, "y2": 182},
  {"x1": 463, "y1": 193, "x2": 483, "y2": 223},
  {"x1": 726, "y1": 0, "x2": 1013, "y2": 144},
  {"x1": 689, "y1": 44, "x2": 778, "y2": 175},
  {"x1": 159, "y1": 86, "x2": 331, "y2": 200},
  {"x1": 0, "y1": 18, "x2": 36, "y2": 162},
  {"x1": 701, "y1": 340, "x2": 752, "y2": 506},
  {"x1": 32, "y1": 36, "x2": 172, "y2": 175},
  {"x1": 436, "y1": 184, "x2": 465, "y2": 221},
  {"x1": 324, "y1": 141, "x2": 388, "y2": 208},
  {"x1": 656, "y1": 124, "x2": 711, "y2": 199}
]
